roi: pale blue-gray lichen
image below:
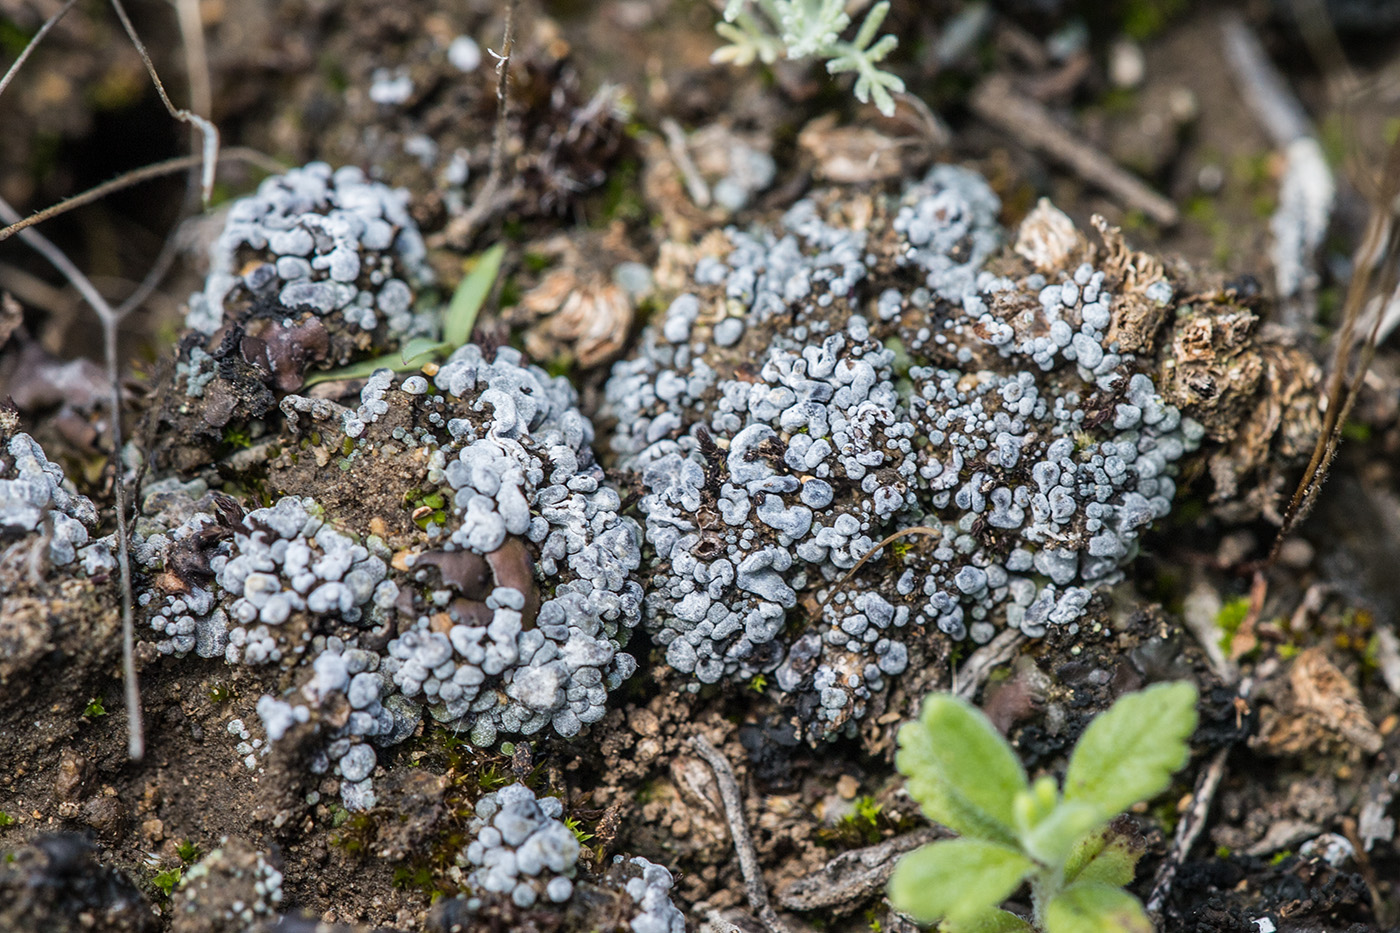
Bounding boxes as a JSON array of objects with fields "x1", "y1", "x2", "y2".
[{"x1": 604, "y1": 164, "x2": 1202, "y2": 738}]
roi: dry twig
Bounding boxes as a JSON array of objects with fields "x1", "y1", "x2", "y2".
[
  {"x1": 108, "y1": 0, "x2": 219, "y2": 205},
  {"x1": 969, "y1": 74, "x2": 1179, "y2": 226},
  {"x1": 689, "y1": 734, "x2": 791, "y2": 933},
  {"x1": 1145, "y1": 745, "x2": 1229, "y2": 921},
  {"x1": 778, "y1": 826, "x2": 946, "y2": 911},
  {"x1": 440, "y1": 2, "x2": 518, "y2": 249},
  {"x1": 0, "y1": 148, "x2": 284, "y2": 246},
  {"x1": 0, "y1": 195, "x2": 143, "y2": 759},
  {"x1": 1270, "y1": 134, "x2": 1400, "y2": 557},
  {"x1": 0, "y1": 0, "x2": 81, "y2": 99},
  {"x1": 953, "y1": 627, "x2": 1027, "y2": 700},
  {"x1": 1146, "y1": 677, "x2": 1254, "y2": 921},
  {"x1": 661, "y1": 118, "x2": 712, "y2": 208},
  {"x1": 1221, "y1": 12, "x2": 1335, "y2": 326}
]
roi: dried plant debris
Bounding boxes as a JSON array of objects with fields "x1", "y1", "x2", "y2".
[
  {"x1": 1255, "y1": 647, "x2": 1384, "y2": 760},
  {"x1": 505, "y1": 231, "x2": 649, "y2": 370},
  {"x1": 603, "y1": 164, "x2": 1318, "y2": 740}
]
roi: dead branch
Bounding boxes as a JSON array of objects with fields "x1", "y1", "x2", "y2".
[
  {"x1": 662, "y1": 117, "x2": 712, "y2": 208},
  {"x1": 0, "y1": 148, "x2": 285, "y2": 245},
  {"x1": 108, "y1": 0, "x2": 219, "y2": 205},
  {"x1": 689, "y1": 733, "x2": 792, "y2": 933},
  {"x1": 1270, "y1": 134, "x2": 1400, "y2": 557},
  {"x1": 777, "y1": 826, "x2": 946, "y2": 911},
  {"x1": 0, "y1": 194, "x2": 143, "y2": 760},
  {"x1": 1145, "y1": 746, "x2": 1229, "y2": 921},
  {"x1": 1221, "y1": 12, "x2": 1334, "y2": 325},
  {"x1": 439, "y1": 1, "x2": 518, "y2": 249},
  {"x1": 969, "y1": 74, "x2": 1179, "y2": 226},
  {"x1": 0, "y1": 0, "x2": 81, "y2": 99}
]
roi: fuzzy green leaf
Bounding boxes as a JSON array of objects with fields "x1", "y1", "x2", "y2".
[
  {"x1": 896, "y1": 693, "x2": 1028, "y2": 845},
  {"x1": 888, "y1": 839, "x2": 1032, "y2": 925},
  {"x1": 444, "y1": 243, "x2": 504, "y2": 348},
  {"x1": 1044, "y1": 883, "x2": 1152, "y2": 933},
  {"x1": 1064, "y1": 828, "x2": 1143, "y2": 887},
  {"x1": 1062, "y1": 682, "x2": 1198, "y2": 820},
  {"x1": 942, "y1": 909, "x2": 1035, "y2": 933},
  {"x1": 1019, "y1": 800, "x2": 1104, "y2": 868}
]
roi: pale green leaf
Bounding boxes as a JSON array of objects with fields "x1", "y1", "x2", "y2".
[
  {"x1": 1012, "y1": 775, "x2": 1059, "y2": 836},
  {"x1": 941, "y1": 909, "x2": 1034, "y2": 933},
  {"x1": 896, "y1": 693, "x2": 1028, "y2": 845},
  {"x1": 1044, "y1": 883, "x2": 1152, "y2": 933},
  {"x1": 851, "y1": 1, "x2": 891, "y2": 49},
  {"x1": 1064, "y1": 828, "x2": 1143, "y2": 888},
  {"x1": 1062, "y1": 682, "x2": 1198, "y2": 820},
  {"x1": 888, "y1": 839, "x2": 1032, "y2": 925},
  {"x1": 1019, "y1": 800, "x2": 1103, "y2": 868},
  {"x1": 444, "y1": 243, "x2": 504, "y2": 348},
  {"x1": 301, "y1": 339, "x2": 447, "y2": 389}
]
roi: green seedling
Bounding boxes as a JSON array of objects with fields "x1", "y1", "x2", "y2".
[
  {"x1": 176, "y1": 840, "x2": 200, "y2": 863},
  {"x1": 891, "y1": 682, "x2": 1198, "y2": 932},
  {"x1": 713, "y1": 0, "x2": 905, "y2": 116},
  {"x1": 151, "y1": 866, "x2": 182, "y2": 896},
  {"x1": 83, "y1": 697, "x2": 107, "y2": 718},
  {"x1": 303, "y1": 243, "x2": 504, "y2": 388}
]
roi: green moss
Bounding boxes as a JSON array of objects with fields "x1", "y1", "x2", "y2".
[
  {"x1": 1122, "y1": 0, "x2": 1188, "y2": 41},
  {"x1": 1341, "y1": 421, "x2": 1372, "y2": 443},
  {"x1": 1215, "y1": 596, "x2": 1251, "y2": 652},
  {"x1": 330, "y1": 812, "x2": 377, "y2": 855},
  {"x1": 0, "y1": 812, "x2": 13, "y2": 827},
  {"x1": 598, "y1": 159, "x2": 645, "y2": 225},
  {"x1": 564, "y1": 816, "x2": 595, "y2": 844},
  {"x1": 222, "y1": 425, "x2": 254, "y2": 450},
  {"x1": 176, "y1": 840, "x2": 200, "y2": 863}
]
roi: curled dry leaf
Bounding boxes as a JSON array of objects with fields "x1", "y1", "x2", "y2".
[
  {"x1": 513, "y1": 267, "x2": 634, "y2": 369},
  {"x1": 1015, "y1": 199, "x2": 1085, "y2": 273}
]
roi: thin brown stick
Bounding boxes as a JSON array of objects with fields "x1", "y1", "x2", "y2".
[
  {"x1": 1145, "y1": 746, "x2": 1229, "y2": 919},
  {"x1": 1270, "y1": 135, "x2": 1400, "y2": 558},
  {"x1": 0, "y1": 0, "x2": 81, "y2": 99},
  {"x1": 0, "y1": 147, "x2": 285, "y2": 244},
  {"x1": 0, "y1": 194, "x2": 143, "y2": 760},
  {"x1": 108, "y1": 0, "x2": 219, "y2": 204},
  {"x1": 970, "y1": 74, "x2": 1179, "y2": 226},
  {"x1": 689, "y1": 734, "x2": 792, "y2": 933},
  {"x1": 813, "y1": 525, "x2": 941, "y2": 617},
  {"x1": 661, "y1": 117, "x2": 711, "y2": 207},
  {"x1": 441, "y1": 1, "x2": 518, "y2": 249}
]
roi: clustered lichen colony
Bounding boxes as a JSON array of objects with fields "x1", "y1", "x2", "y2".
[
  {"x1": 1, "y1": 158, "x2": 1220, "y2": 924},
  {"x1": 606, "y1": 166, "x2": 1200, "y2": 736}
]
